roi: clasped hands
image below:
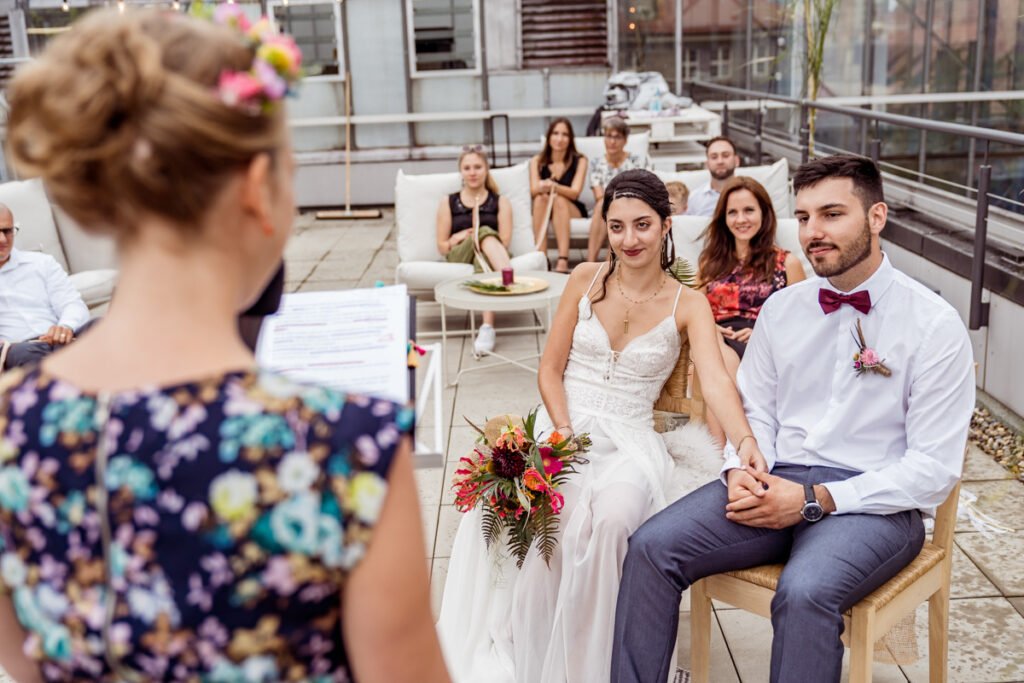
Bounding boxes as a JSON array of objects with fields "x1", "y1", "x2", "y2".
[
  {"x1": 38, "y1": 325, "x2": 74, "y2": 346},
  {"x1": 724, "y1": 444, "x2": 808, "y2": 530},
  {"x1": 717, "y1": 325, "x2": 752, "y2": 344}
]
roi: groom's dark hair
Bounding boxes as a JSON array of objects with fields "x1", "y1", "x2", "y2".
[{"x1": 793, "y1": 154, "x2": 884, "y2": 212}]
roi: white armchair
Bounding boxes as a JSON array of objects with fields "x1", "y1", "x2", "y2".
[
  {"x1": 0, "y1": 179, "x2": 118, "y2": 309},
  {"x1": 657, "y1": 157, "x2": 794, "y2": 218},
  {"x1": 394, "y1": 161, "x2": 547, "y2": 299}
]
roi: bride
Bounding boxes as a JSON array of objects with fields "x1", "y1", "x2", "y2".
[{"x1": 436, "y1": 170, "x2": 768, "y2": 683}]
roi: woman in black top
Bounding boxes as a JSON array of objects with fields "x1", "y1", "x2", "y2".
[
  {"x1": 436, "y1": 147, "x2": 513, "y2": 355},
  {"x1": 530, "y1": 118, "x2": 588, "y2": 273}
]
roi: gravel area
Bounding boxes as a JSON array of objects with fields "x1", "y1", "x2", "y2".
[{"x1": 970, "y1": 405, "x2": 1024, "y2": 480}]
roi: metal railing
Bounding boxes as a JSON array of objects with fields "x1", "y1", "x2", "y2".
[{"x1": 689, "y1": 80, "x2": 1024, "y2": 331}]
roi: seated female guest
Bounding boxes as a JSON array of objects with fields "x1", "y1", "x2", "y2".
[
  {"x1": 699, "y1": 176, "x2": 805, "y2": 443},
  {"x1": 437, "y1": 146, "x2": 513, "y2": 355},
  {"x1": 530, "y1": 118, "x2": 588, "y2": 273},
  {"x1": 0, "y1": 9, "x2": 449, "y2": 683},
  {"x1": 585, "y1": 116, "x2": 652, "y2": 262}
]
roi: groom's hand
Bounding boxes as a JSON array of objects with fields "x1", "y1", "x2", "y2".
[
  {"x1": 724, "y1": 470, "x2": 804, "y2": 529},
  {"x1": 726, "y1": 466, "x2": 767, "y2": 504}
]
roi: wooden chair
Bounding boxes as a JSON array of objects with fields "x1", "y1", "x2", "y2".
[
  {"x1": 690, "y1": 479, "x2": 962, "y2": 683},
  {"x1": 654, "y1": 339, "x2": 706, "y2": 428}
]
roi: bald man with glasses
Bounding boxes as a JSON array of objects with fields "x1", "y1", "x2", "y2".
[{"x1": 0, "y1": 203, "x2": 91, "y2": 371}]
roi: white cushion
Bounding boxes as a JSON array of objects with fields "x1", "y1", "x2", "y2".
[
  {"x1": 52, "y1": 204, "x2": 117, "y2": 273},
  {"x1": 656, "y1": 157, "x2": 793, "y2": 217},
  {"x1": 670, "y1": 215, "x2": 811, "y2": 278},
  {"x1": 0, "y1": 179, "x2": 69, "y2": 272},
  {"x1": 394, "y1": 162, "x2": 537, "y2": 264},
  {"x1": 570, "y1": 217, "x2": 590, "y2": 239},
  {"x1": 69, "y1": 268, "x2": 118, "y2": 308},
  {"x1": 395, "y1": 251, "x2": 548, "y2": 295}
]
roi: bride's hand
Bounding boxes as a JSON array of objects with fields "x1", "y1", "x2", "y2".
[
  {"x1": 726, "y1": 466, "x2": 766, "y2": 504},
  {"x1": 738, "y1": 439, "x2": 768, "y2": 473}
]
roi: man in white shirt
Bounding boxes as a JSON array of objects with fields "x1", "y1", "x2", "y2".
[
  {"x1": 684, "y1": 135, "x2": 741, "y2": 217},
  {"x1": 612, "y1": 155, "x2": 975, "y2": 682},
  {"x1": 0, "y1": 204, "x2": 90, "y2": 369}
]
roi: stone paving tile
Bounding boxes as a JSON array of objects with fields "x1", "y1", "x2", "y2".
[
  {"x1": 950, "y1": 543, "x2": 1004, "y2": 599},
  {"x1": 955, "y1": 480, "x2": 1024, "y2": 534},
  {"x1": 962, "y1": 443, "x2": 1016, "y2": 482},
  {"x1": 446, "y1": 425, "x2": 481, "y2": 463},
  {"x1": 414, "y1": 465, "x2": 446, "y2": 508},
  {"x1": 956, "y1": 532, "x2": 1024, "y2": 597},
  {"x1": 306, "y1": 252, "x2": 376, "y2": 281},
  {"x1": 433, "y1": 504, "x2": 462, "y2": 559},
  {"x1": 674, "y1": 611, "x2": 740, "y2": 683},
  {"x1": 901, "y1": 599, "x2": 1024, "y2": 682},
  {"x1": 714, "y1": 609, "x2": 909, "y2": 682},
  {"x1": 283, "y1": 258, "x2": 321, "y2": 283},
  {"x1": 421, "y1": 503, "x2": 439, "y2": 560},
  {"x1": 295, "y1": 278, "x2": 362, "y2": 292},
  {"x1": 431, "y1": 557, "x2": 449, "y2": 621},
  {"x1": 1010, "y1": 597, "x2": 1024, "y2": 620}
]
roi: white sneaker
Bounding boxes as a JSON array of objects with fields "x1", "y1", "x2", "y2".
[{"x1": 474, "y1": 324, "x2": 496, "y2": 355}]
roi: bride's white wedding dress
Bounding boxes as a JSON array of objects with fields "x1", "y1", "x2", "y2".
[{"x1": 437, "y1": 267, "x2": 723, "y2": 683}]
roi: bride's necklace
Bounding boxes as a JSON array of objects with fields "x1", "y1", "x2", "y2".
[{"x1": 615, "y1": 269, "x2": 666, "y2": 334}]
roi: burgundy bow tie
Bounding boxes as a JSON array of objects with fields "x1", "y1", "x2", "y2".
[{"x1": 818, "y1": 288, "x2": 871, "y2": 315}]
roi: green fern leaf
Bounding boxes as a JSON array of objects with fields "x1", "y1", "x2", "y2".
[{"x1": 668, "y1": 257, "x2": 697, "y2": 288}]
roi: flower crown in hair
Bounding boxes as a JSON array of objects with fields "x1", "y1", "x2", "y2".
[{"x1": 191, "y1": 3, "x2": 302, "y2": 113}]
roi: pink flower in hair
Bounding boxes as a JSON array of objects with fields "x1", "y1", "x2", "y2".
[
  {"x1": 258, "y1": 35, "x2": 303, "y2": 78},
  {"x1": 253, "y1": 59, "x2": 287, "y2": 100},
  {"x1": 213, "y1": 4, "x2": 251, "y2": 32},
  {"x1": 217, "y1": 70, "x2": 263, "y2": 107}
]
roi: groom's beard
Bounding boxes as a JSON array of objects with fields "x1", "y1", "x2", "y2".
[{"x1": 805, "y1": 220, "x2": 872, "y2": 278}]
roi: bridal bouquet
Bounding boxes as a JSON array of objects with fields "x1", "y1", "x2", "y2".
[{"x1": 452, "y1": 409, "x2": 591, "y2": 567}]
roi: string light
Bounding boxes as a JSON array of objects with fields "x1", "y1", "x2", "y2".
[
  {"x1": 171, "y1": 0, "x2": 179, "y2": 9},
  {"x1": 628, "y1": 6, "x2": 636, "y2": 13},
  {"x1": 61, "y1": 0, "x2": 69, "y2": 10},
  {"x1": 117, "y1": 0, "x2": 125, "y2": 13},
  {"x1": 628, "y1": 22, "x2": 636, "y2": 30}
]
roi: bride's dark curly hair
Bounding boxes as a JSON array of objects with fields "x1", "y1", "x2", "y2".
[{"x1": 591, "y1": 169, "x2": 676, "y2": 304}]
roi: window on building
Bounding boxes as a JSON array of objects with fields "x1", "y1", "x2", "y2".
[
  {"x1": 711, "y1": 45, "x2": 731, "y2": 79},
  {"x1": 408, "y1": 0, "x2": 479, "y2": 74},
  {"x1": 522, "y1": 0, "x2": 607, "y2": 68},
  {"x1": 271, "y1": 0, "x2": 342, "y2": 77},
  {"x1": 683, "y1": 48, "x2": 700, "y2": 81},
  {"x1": 750, "y1": 43, "x2": 769, "y2": 78}
]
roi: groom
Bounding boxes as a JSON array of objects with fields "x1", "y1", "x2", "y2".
[{"x1": 610, "y1": 154, "x2": 975, "y2": 682}]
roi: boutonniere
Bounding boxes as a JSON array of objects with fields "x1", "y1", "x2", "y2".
[{"x1": 852, "y1": 319, "x2": 891, "y2": 377}]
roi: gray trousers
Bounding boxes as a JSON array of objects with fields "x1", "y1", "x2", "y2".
[
  {"x1": 1, "y1": 319, "x2": 97, "y2": 370},
  {"x1": 611, "y1": 464, "x2": 924, "y2": 683}
]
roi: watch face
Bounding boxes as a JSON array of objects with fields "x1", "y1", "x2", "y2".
[{"x1": 801, "y1": 502, "x2": 824, "y2": 523}]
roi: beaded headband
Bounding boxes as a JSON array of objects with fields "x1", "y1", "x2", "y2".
[{"x1": 191, "y1": 3, "x2": 303, "y2": 114}]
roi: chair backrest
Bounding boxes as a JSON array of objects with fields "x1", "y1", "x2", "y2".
[
  {"x1": 394, "y1": 162, "x2": 536, "y2": 263},
  {"x1": 656, "y1": 157, "x2": 793, "y2": 218},
  {"x1": 670, "y1": 215, "x2": 811, "y2": 279},
  {"x1": 654, "y1": 338, "x2": 705, "y2": 420},
  {"x1": 546, "y1": 132, "x2": 651, "y2": 213}
]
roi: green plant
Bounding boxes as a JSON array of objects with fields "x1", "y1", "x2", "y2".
[{"x1": 798, "y1": 0, "x2": 839, "y2": 155}]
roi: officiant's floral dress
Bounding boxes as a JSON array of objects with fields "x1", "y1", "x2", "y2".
[{"x1": 0, "y1": 366, "x2": 412, "y2": 682}]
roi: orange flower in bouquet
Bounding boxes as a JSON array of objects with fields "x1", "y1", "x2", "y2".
[{"x1": 451, "y1": 408, "x2": 591, "y2": 567}]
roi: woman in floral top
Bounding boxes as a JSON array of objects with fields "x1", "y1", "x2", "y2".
[
  {"x1": 698, "y1": 177, "x2": 805, "y2": 443},
  {"x1": 0, "y1": 8, "x2": 449, "y2": 683}
]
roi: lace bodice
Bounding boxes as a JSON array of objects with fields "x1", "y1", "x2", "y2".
[{"x1": 564, "y1": 289, "x2": 682, "y2": 426}]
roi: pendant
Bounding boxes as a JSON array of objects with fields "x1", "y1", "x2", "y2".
[{"x1": 623, "y1": 314, "x2": 629, "y2": 335}]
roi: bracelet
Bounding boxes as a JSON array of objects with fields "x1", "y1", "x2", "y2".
[
  {"x1": 556, "y1": 424, "x2": 573, "y2": 433},
  {"x1": 736, "y1": 434, "x2": 756, "y2": 451}
]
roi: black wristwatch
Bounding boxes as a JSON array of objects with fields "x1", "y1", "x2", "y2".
[{"x1": 800, "y1": 483, "x2": 825, "y2": 523}]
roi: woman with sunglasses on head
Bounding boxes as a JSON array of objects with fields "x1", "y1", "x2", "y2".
[
  {"x1": 530, "y1": 118, "x2": 588, "y2": 274},
  {"x1": 0, "y1": 9, "x2": 449, "y2": 683},
  {"x1": 437, "y1": 146, "x2": 513, "y2": 355},
  {"x1": 698, "y1": 177, "x2": 805, "y2": 444},
  {"x1": 437, "y1": 170, "x2": 765, "y2": 683}
]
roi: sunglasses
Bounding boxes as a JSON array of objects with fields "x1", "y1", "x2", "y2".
[{"x1": 0, "y1": 225, "x2": 19, "y2": 240}]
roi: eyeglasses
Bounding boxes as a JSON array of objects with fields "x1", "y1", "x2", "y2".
[
  {"x1": 462, "y1": 144, "x2": 484, "y2": 153},
  {"x1": 0, "y1": 225, "x2": 18, "y2": 240},
  {"x1": 604, "y1": 133, "x2": 626, "y2": 140}
]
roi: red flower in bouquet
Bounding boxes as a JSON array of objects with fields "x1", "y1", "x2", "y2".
[{"x1": 451, "y1": 409, "x2": 591, "y2": 567}]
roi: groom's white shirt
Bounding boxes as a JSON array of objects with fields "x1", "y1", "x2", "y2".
[{"x1": 720, "y1": 254, "x2": 975, "y2": 516}]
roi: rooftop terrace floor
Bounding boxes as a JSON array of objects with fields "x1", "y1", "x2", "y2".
[{"x1": 288, "y1": 209, "x2": 1024, "y2": 682}]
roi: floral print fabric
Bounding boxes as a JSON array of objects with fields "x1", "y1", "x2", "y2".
[
  {"x1": 0, "y1": 366, "x2": 412, "y2": 682},
  {"x1": 706, "y1": 247, "x2": 790, "y2": 322}
]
